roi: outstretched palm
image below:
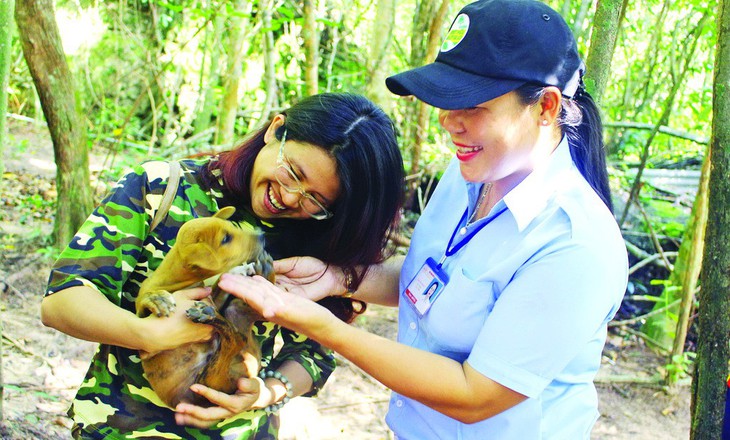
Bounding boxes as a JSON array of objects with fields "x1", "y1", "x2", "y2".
[{"x1": 273, "y1": 256, "x2": 341, "y2": 301}]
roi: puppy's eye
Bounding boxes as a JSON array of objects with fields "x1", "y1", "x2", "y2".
[{"x1": 221, "y1": 233, "x2": 232, "y2": 245}]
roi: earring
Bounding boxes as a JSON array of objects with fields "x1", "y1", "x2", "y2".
[{"x1": 541, "y1": 119, "x2": 549, "y2": 126}]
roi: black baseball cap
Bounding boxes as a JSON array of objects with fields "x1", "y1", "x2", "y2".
[{"x1": 386, "y1": 0, "x2": 583, "y2": 110}]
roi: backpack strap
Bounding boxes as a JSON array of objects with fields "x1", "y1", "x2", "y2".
[{"x1": 150, "y1": 161, "x2": 181, "y2": 233}]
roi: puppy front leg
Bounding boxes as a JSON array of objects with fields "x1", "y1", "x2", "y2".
[{"x1": 136, "y1": 289, "x2": 176, "y2": 317}]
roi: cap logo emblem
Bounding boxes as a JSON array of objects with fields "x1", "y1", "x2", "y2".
[{"x1": 440, "y1": 14, "x2": 470, "y2": 52}]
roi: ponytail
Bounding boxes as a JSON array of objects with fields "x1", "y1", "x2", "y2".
[
  {"x1": 561, "y1": 87, "x2": 613, "y2": 212},
  {"x1": 516, "y1": 83, "x2": 613, "y2": 213}
]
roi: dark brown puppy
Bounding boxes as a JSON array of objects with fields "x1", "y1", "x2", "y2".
[{"x1": 135, "y1": 206, "x2": 274, "y2": 408}]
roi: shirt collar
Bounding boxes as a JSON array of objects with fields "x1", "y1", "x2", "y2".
[{"x1": 503, "y1": 136, "x2": 575, "y2": 231}]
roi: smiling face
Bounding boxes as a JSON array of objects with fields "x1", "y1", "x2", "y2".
[
  {"x1": 249, "y1": 115, "x2": 341, "y2": 220},
  {"x1": 437, "y1": 90, "x2": 548, "y2": 196}
]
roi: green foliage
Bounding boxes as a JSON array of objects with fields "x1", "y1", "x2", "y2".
[
  {"x1": 665, "y1": 351, "x2": 697, "y2": 384},
  {"x1": 12, "y1": 137, "x2": 29, "y2": 154},
  {"x1": 649, "y1": 279, "x2": 681, "y2": 310},
  {"x1": 646, "y1": 199, "x2": 687, "y2": 239},
  {"x1": 35, "y1": 244, "x2": 60, "y2": 259},
  {"x1": 4, "y1": 0, "x2": 714, "y2": 170},
  {"x1": 602, "y1": 2, "x2": 714, "y2": 164},
  {"x1": 7, "y1": 33, "x2": 39, "y2": 118},
  {"x1": 24, "y1": 193, "x2": 52, "y2": 211},
  {"x1": 3, "y1": 384, "x2": 59, "y2": 401}
]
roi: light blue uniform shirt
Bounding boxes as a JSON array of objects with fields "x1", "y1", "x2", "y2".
[{"x1": 386, "y1": 138, "x2": 628, "y2": 440}]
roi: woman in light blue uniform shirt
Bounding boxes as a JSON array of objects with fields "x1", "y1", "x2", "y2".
[{"x1": 214, "y1": 0, "x2": 628, "y2": 438}]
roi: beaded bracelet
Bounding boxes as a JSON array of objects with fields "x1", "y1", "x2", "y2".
[
  {"x1": 341, "y1": 266, "x2": 357, "y2": 298},
  {"x1": 258, "y1": 369, "x2": 294, "y2": 414}
]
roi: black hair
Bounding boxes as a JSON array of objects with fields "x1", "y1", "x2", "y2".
[
  {"x1": 515, "y1": 83, "x2": 613, "y2": 212},
  {"x1": 270, "y1": 93, "x2": 404, "y2": 267}
]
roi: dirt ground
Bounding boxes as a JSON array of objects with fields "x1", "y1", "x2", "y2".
[{"x1": 0, "y1": 119, "x2": 691, "y2": 439}]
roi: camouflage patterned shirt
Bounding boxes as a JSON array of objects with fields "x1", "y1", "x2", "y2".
[{"x1": 46, "y1": 159, "x2": 336, "y2": 439}]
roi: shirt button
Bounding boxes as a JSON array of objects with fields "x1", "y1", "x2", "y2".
[
  {"x1": 409, "y1": 322, "x2": 416, "y2": 330},
  {"x1": 396, "y1": 399, "x2": 404, "y2": 407}
]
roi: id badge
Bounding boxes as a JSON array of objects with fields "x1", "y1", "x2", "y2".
[{"x1": 403, "y1": 257, "x2": 449, "y2": 316}]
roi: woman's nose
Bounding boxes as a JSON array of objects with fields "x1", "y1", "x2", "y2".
[
  {"x1": 280, "y1": 190, "x2": 303, "y2": 209},
  {"x1": 438, "y1": 109, "x2": 463, "y2": 133}
]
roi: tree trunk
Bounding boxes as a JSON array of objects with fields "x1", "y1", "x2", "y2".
[
  {"x1": 402, "y1": 0, "x2": 449, "y2": 211},
  {"x1": 411, "y1": 0, "x2": 449, "y2": 175},
  {"x1": 632, "y1": 0, "x2": 670, "y2": 121},
  {"x1": 690, "y1": 0, "x2": 730, "y2": 438},
  {"x1": 606, "y1": 0, "x2": 669, "y2": 156},
  {"x1": 259, "y1": 0, "x2": 278, "y2": 124},
  {"x1": 365, "y1": 0, "x2": 396, "y2": 110},
  {"x1": 193, "y1": 6, "x2": 225, "y2": 136},
  {"x1": 323, "y1": 10, "x2": 341, "y2": 93},
  {"x1": 215, "y1": 0, "x2": 250, "y2": 148},
  {"x1": 560, "y1": 0, "x2": 571, "y2": 20},
  {"x1": 0, "y1": 0, "x2": 14, "y2": 181},
  {"x1": 584, "y1": 0, "x2": 626, "y2": 106},
  {"x1": 639, "y1": 149, "x2": 710, "y2": 355},
  {"x1": 15, "y1": 0, "x2": 93, "y2": 246},
  {"x1": 0, "y1": 0, "x2": 13, "y2": 420},
  {"x1": 571, "y1": 0, "x2": 593, "y2": 42},
  {"x1": 302, "y1": 0, "x2": 319, "y2": 96},
  {"x1": 668, "y1": 144, "x2": 709, "y2": 374}
]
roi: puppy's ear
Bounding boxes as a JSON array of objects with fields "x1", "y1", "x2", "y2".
[
  {"x1": 214, "y1": 206, "x2": 236, "y2": 220},
  {"x1": 179, "y1": 242, "x2": 222, "y2": 274}
]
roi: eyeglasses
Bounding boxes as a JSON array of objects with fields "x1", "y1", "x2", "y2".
[{"x1": 275, "y1": 131, "x2": 334, "y2": 220}]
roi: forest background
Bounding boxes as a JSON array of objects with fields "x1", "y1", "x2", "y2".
[{"x1": 0, "y1": 0, "x2": 729, "y2": 439}]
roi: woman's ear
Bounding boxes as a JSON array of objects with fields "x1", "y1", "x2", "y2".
[
  {"x1": 538, "y1": 86, "x2": 562, "y2": 126},
  {"x1": 263, "y1": 114, "x2": 287, "y2": 143}
]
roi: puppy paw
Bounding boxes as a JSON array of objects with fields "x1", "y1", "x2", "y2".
[
  {"x1": 252, "y1": 250, "x2": 275, "y2": 280},
  {"x1": 186, "y1": 301, "x2": 216, "y2": 323},
  {"x1": 139, "y1": 290, "x2": 176, "y2": 317},
  {"x1": 226, "y1": 250, "x2": 274, "y2": 281}
]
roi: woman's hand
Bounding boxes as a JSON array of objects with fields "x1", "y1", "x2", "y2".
[
  {"x1": 137, "y1": 287, "x2": 214, "y2": 357},
  {"x1": 274, "y1": 256, "x2": 343, "y2": 301},
  {"x1": 174, "y1": 377, "x2": 262, "y2": 428},
  {"x1": 218, "y1": 273, "x2": 334, "y2": 337}
]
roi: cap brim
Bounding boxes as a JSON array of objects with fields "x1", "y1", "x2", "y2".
[{"x1": 386, "y1": 62, "x2": 526, "y2": 110}]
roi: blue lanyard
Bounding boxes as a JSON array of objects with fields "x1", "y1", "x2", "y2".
[{"x1": 437, "y1": 205, "x2": 508, "y2": 268}]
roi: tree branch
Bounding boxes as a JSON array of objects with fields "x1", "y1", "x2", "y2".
[{"x1": 604, "y1": 121, "x2": 709, "y2": 145}]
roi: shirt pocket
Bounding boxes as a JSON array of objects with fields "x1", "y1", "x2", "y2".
[{"x1": 424, "y1": 268, "x2": 497, "y2": 355}]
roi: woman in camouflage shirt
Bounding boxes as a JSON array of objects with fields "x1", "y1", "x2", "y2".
[{"x1": 42, "y1": 93, "x2": 404, "y2": 440}]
